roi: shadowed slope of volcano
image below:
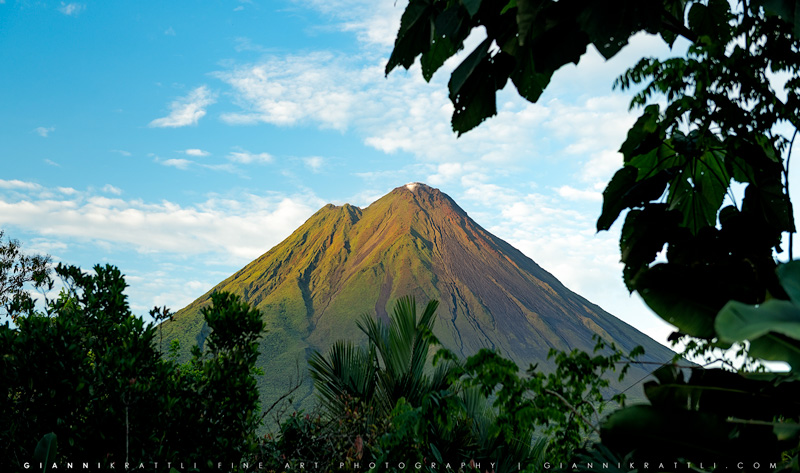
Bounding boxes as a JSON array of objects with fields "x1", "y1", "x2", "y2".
[{"x1": 161, "y1": 183, "x2": 674, "y2": 414}]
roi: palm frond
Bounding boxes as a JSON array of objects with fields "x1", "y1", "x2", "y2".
[{"x1": 308, "y1": 340, "x2": 376, "y2": 413}]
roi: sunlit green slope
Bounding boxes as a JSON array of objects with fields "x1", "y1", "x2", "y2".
[{"x1": 160, "y1": 183, "x2": 674, "y2": 416}]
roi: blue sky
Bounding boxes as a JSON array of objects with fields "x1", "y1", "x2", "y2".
[{"x1": 0, "y1": 0, "x2": 711, "y2": 346}]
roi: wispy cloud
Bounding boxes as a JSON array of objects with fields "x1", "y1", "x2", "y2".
[
  {"x1": 102, "y1": 184, "x2": 123, "y2": 195},
  {"x1": 159, "y1": 158, "x2": 193, "y2": 170},
  {"x1": 184, "y1": 148, "x2": 210, "y2": 157},
  {"x1": 556, "y1": 185, "x2": 602, "y2": 202},
  {"x1": 226, "y1": 149, "x2": 273, "y2": 164},
  {"x1": 44, "y1": 159, "x2": 60, "y2": 167},
  {"x1": 148, "y1": 86, "x2": 216, "y2": 128},
  {"x1": 303, "y1": 156, "x2": 325, "y2": 173},
  {"x1": 35, "y1": 126, "x2": 55, "y2": 137},
  {"x1": 111, "y1": 149, "x2": 132, "y2": 157},
  {"x1": 164, "y1": 27, "x2": 176, "y2": 36},
  {"x1": 216, "y1": 52, "x2": 359, "y2": 130},
  {"x1": 233, "y1": 37, "x2": 272, "y2": 54},
  {"x1": 58, "y1": 2, "x2": 85, "y2": 16},
  {"x1": 299, "y1": 0, "x2": 406, "y2": 48}
]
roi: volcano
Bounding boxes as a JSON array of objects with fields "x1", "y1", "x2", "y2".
[{"x1": 161, "y1": 183, "x2": 675, "y2": 412}]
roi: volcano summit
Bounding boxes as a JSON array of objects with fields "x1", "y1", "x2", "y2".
[{"x1": 161, "y1": 183, "x2": 674, "y2": 409}]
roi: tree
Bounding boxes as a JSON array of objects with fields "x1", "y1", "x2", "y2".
[
  {"x1": 0, "y1": 229, "x2": 51, "y2": 322},
  {"x1": 309, "y1": 296, "x2": 454, "y2": 416},
  {"x1": 387, "y1": 0, "x2": 800, "y2": 469},
  {"x1": 300, "y1": 297, "x2": 456, "y2": 467},
  {"x1": 1, "y1": 262, "x2": 266, "y2": 471}
]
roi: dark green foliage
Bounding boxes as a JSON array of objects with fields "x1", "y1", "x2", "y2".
[
  {"x1": 259, "y1": 403, "x2": 388, "y2": 471},
  {"x1": 453, "y1": 336, "x2": 642, "y2": 465},
  {"x1": 0, "y1": 261, "x2": 265, "y2": 471},
  {"x1": 386, "y1": 0, "x2": 690, "y2": 135},
  {"x1": 600, "y1": 365, "x2": 800, "y2": 467}
]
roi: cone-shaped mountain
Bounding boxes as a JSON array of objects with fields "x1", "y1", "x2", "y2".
[{"x1": 161, "y1": 183, "x2": 674, "y2": 410}]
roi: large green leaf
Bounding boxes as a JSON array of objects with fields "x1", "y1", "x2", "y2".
[
  {"x1": 619, "y1": 104, "x2": 662, "y2": 161},
  {"x1": 597, "y1": 167, "x2": 672, "y2": 232},
  {"x1": 422, "y1": 36, "x2": 456, "y2": 82},
  {"x1": 601, "y1": 404, "x2": 786, "y2": 464},
  {"x1": 601, "y1": 405, "x2": 734, "y2": 459},
  {"x1": 644, "y1": 366, "x2": 800, "y2": 420},
  {"x1": 462, "y1": 0, "x2": 482, "y2": 17},
  {"x1": 449, "y1": 45, "x2": 515, "y2": 134},
  {"x1": 508, "y1": 47, "x2": 553, "y2": 103},
  {"x1": 749, "y1": 334, "x2": 800, "y2": 371},
  {"x1": 716, "y1": 293, "x2": 800, "y2": 370},
  {"x1": 666, "y1": 145, "x2": 731, "y2": 234},
  {"x1": 618, "y1": 206, "x2": 680, "y2": 290},
  {"x1": 448, "y1": 38, "x2": 491, "y2": 100},
  {"x1": 576, "y1": 0, "x2": 649, "y2": 59},
  {"x1": 687, "y1": 0, "x2": 733, "y2": 46},
  {"x1": 636, "y1": 264, "x2": 718, "y2": 338},
  {"x1": 716, "y1": 299, "x2": 800, "y2": 342},
  {"x1": 33, "y1": 432, "x2": 57, "y2": 473},
  {"x1": 778, "y1": 261, "x2": 800, "y2": 306},
  {"x1": 386, "y1": 1, "x2": 434, "y2": 74}
]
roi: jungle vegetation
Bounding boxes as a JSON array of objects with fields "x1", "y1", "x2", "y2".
[{"x1": 7, "y1": 0, "x2": 800, "y2": 471}]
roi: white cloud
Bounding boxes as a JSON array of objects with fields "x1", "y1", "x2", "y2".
[
  {"x1": 160, "y1": 158, "x2": 193, "y2": 170},
  {"x1": 227, "y1": 150, "x2": 273, "y2": 164},
  {"x1": 0, "y1": 179, "x2": 42, "y2": 191},
  {"x1": 164, "y1": 27, "x2": 176, "y2": 36},
  {"x1": 44, "y1": 159, "x2": 60, "y2": 167},
  {"x1": 303, "y1": 156, "x2": 325, "y2": 173},
  {"x1": 556, "y1": 185, "x2": 603, "y2": 202},
  {"x1": 35, "y1": 127, "x2": 54, "y2": 137},
  {"x1": 148, "y1": 86, "x2": 216, "y2": 128},
  {"x1": 216, "y1": 52, "x2": 363, "y2": 130},
  {"x1": 27, "y1": 238, "x2": 68, "y2": 254},
  {"x1": 216, "y1": 40, "x2": 590, "y2": 173},
  {"x1": 300, "y1": 0, "x2": 406, "y2": 48},
  {"x1": 545, "y1": 96, "x2": 634, "y2": 155},
  {"x1": 58, "y1": 2, "x2": 85, "y2": 16},
  {"x1": 111, "y1": 149, "x2": 132, "y2": 157},
  {"x1": 580, "y1": 150, "x2": 623, "y2": 185},
  {"x1": 184, "y1": 148, "x2": 210, "y2": 157},
  {"x1": 0, "y1": 184, "x2": 322, "y2": 262}
]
